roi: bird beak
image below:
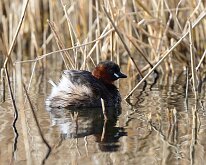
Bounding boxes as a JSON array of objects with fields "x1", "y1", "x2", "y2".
[{"x1": 114, "y1": 72, "x2": 127, "y2": 79}]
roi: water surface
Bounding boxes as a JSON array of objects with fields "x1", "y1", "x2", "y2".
[{"x1": 0, "y1": 67, "x2": 206, "y2": 165}]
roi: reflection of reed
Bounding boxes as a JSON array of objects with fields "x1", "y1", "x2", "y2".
[
  {"x1": 23, "y1": 84, "x2": 51, "y2": 165},
  {"x1": 5, "y1": 67, "x2": 19, "y2": 162},
  {"x1": 101, "y1": 119, "x2": 107, "y2": 142},
  {"x1": 15, "y1": 63, "x2": 32, "y2": 165},
  {"x1": 190, "y1": 105, "x2": 200, "y2": 165},
  {"x1": 124, "y1": 69, "x2": 204, "y2": 164}
]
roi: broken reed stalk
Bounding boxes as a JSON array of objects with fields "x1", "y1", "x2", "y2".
[
  {"x1": 61, "y1": 2, "x2": 85, "y2": 68},
  {"x1": 5, "y1": 67, "x2": 19, "y2": 155},
  {"x1": 126, "y1": 35, "x2": 154, "y2": 68},
  {"x1": 101, "y1": 98, "x2": 107, "y2": 120},
  {"x1": 61, "y1": 3, "x2": 76, "y2": 53},
  {"x1": 3, "y1": 0, "x2": 29, "y2": 68},
  {"x1": 95, "y1": 30, "x2": 100, "y2": 64},
  {"x1": 47, "y1": 20, "x2": 74, "y2": 69},
  {"x1": 185, "y1": 67, "x2": 189, "y2": 111},
  {"x1": 196, "y1": 50, "x2": 206, "y2": 71},
  {"x1": 26, "y1": 61, "x2": 37, "y2": 93},
  {"x1": 15, "y1": 28, "x2": 114, "y2": 65},
  {"x1": 188, "y1": 21, "x2": 198, "y2": 99},
  {"x1": 40, "y1": 0, "x2": 76, "y2": 51},
  {"x1": 1, "y1": 0, "x2": 29, "y2": 105},
  {"x1": 22, "y1": 84, "x2": 51, "y2": 164},
  {"x1": 125, "y1": 10, "x2": 206, "y2": 100},
  {"x1": 82, "y1": 25, "x2": 112, "y2": 68},
  {"x1": 175, "y1": 0, "x2": 184, "y2": 31},
  {"x1": 82, "y1": 25, "x2": 108, "y2": 68},
  {"x1": 103, "y1": 6, "x2": 144, "y2": 79},
  {"x1": 134, "y1": 0, "x2": 153, "y2": 17}
]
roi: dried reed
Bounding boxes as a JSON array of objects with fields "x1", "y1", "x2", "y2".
[{"x1": 0, "y1": 1, "x2": 206, "y2": 163}]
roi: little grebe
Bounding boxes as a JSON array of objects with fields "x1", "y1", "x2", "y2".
[{"x1": 46, "y1": 61, "x2": 127, "y2": 108}]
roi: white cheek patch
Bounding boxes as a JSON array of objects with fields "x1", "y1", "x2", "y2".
[{"x1": 114, "y1": 73, "x2": 119, "y2": 78}]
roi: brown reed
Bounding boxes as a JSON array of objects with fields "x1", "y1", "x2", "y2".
[{"x1": 0, "y1": 2, "x2": 206, "y2": 155}]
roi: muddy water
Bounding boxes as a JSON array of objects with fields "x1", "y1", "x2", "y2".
[{"x1": 0, "y1": 66, "x2": 206, "y2": 165}]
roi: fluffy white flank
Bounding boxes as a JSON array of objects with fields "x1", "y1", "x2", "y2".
[{"x1": 48, "y1": 75, "x2": 92, "y2": 99}]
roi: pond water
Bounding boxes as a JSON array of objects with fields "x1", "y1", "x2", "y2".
[{"x1": 0, "y1": 65, "x2": 206, "y2": 165}]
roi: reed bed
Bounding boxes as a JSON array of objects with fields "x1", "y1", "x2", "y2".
[
  {"x1": 0, "y1": 0, "x2": 205, "y2": 96},
  {"x1": 0, "y1": 0, "x2": 206, "y2": 164}
]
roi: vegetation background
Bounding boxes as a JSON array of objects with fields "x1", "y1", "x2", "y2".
[
  {"x1": 0, "y1": 1, "x2": 206, "y2": 164},
  {"x1": 0, "y1": 0, "x2": 205, "y2": 78}
]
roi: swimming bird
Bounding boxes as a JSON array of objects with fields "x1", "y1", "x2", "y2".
[{"x1": 46, "y1": 61, "x2": 127, "y2": 108}]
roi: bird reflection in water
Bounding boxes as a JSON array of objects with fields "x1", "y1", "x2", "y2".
[{"x1": 46, "y1": 106, "x2": 127, "y2": 152}]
